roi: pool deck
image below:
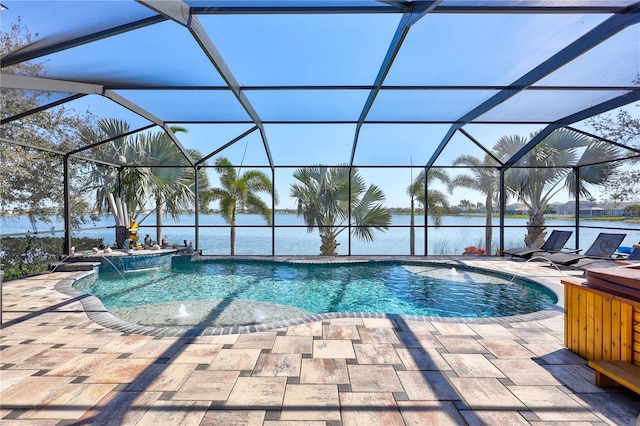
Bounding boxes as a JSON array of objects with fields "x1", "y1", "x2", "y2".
[{"x1": 2, "y1": 258, "x2": 640, "y2": 425}]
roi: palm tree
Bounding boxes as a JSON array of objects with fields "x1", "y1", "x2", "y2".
[
  {"x1": 290, "y1": 165, "x2": 392, "y2": 255},
  {"x1": 495, "y1": 128, "x2": 620, "y2": 247},
  {"x1": 85, "y1": 118, "x2": 205, "y2": 245},
  {"x1": 139, "y1": 129, "x2": 206, "y2": 245},
  {"x1": 449, "y1": 155, "x2": 499, "y2": 255},
  {"x1": 406, "y1": 169, "x2": 450, "y2": 255},
  {"x1": 205, "y1": 157, "x2": 276, "y2": 255},
  {"x1": 459, "y1": 200, "x2": 471, "y2": 212}
]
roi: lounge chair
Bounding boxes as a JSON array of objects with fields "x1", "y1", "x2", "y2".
[
  {"x1": 538, "y1": 233, "x2": 626, "y2": 266},
  {"x1": 503, "y1": 230, "x2": 573, "y2": 259},
  {"x1": 615, "y1": 243, "x2": 640, "y2": 265}
]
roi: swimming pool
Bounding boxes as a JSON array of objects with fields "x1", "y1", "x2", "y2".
[{"x1": 72, "y1": 259, "x2": 558, "y2": 328}]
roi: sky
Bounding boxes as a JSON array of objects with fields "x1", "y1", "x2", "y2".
[{"x1": 2, "y1": 1, "x2": 639, "y2": 210}]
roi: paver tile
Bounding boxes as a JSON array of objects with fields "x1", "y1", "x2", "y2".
[
  {"x1": 0, "y1": 376, "x2": 73, "y2": 406},
  {"x1": 271, "y1": 335, "x2": 313, "y2": 354},
  {"x1": 348, "y1": 364, "x2": 403, "y2": 392},
  {"x1": 208, "y1": 348, "x2": 262, "y2": 371},
  {"x1": 234, "y1": 332, "x2": 277, "y2": 349},
  {"x1": 300, "y1": 358, "x2": 349, "y2": 384},
  {"x1": 396, "y1": 347, "x2": 450, "y2": 371},
  {"x1": 78, "y1": 389, "x2": 162, "y2": 424},
  {"x1": 85, "y1": 358, "x2": 157, "y2": 384},
  {"x1": 19, "y1": 347, "x2": 85, "y2": 369},
  {"x1": 340, "y1": 392, "x2": 403, "y2": 426},
  {"x1": 361, "y1": 318, "x2": 398, "y2": 328},
  {"x1": 45, "y1": 352, "x2": 119, "y2": 377},
  {"x1": 396, "y1": 331, "x2": 442, "y2": 349},
  {"x1": 357, "y1": 327, "x2": 400, "y2": 344},
  {"x1": 96, "y1": 334, "x2": 152, "y2": 353},
  {"x1": 169, "y1": 343, "x2": 223, "y2": 364},
  {"x1": 509, "y1": 385, "x2": 601, "y2": 422},
  {"x1": 174, "y1": 370, "x2": 240, "y2": 400},
  {"x1": 135, "y1": 399, "x2": 209, "y2": 425},
  {"x1": 200, "y1": 409, "x2": 266, "y2": 425},
  {"x1": 192, "y1": 334, "x2": 239, "y2": 345},
  {"x1": 437, "y1": 336, "x2": 488, "y2": 353},
  {"x1": 0, "y1": 369, "x2": 40, "y2": 392},
  {"x1": 323, "y1": 324, "x2": 360, "y2": 340},
  {"x1": 253, "y1": 353, "x2": 302, "y2": 377},
  {"x1": 578, "y1": 392, "x2": 640, "y2": 426},
  {"x1": 354, "y1": 343, "x2": 401, "y2": 364},
  {"x1": 129, "y1": 338, "x2": 186, "y2": 359},
  {"x1": 432, "y1": 322, "x2": 476, "y2": 336},
  {"x1": 128, "y1": 362, "x2": 197, "y2": 391},
  {"x1": 0, "y1": 344, "x2": 52, "y2": 364},
  {"x1": 226, "y1": 377, "x2": 287, "y2": 408},
  {"x1": 286, "y1": 321, "x2": 323, "y2": 336},
  {"x1": 480, "y1": 339, "x2": 535, "y2": 358},
  {"x1": 543, "y1": 364, "x2": 607, "y2": 393},
  {"x1": 280, "y1": 384, "x2": 340, "y2": 421},
  {"x1": 448, "y1": 377, "x2": 525, "y2": 409},
  {"x1": 460, "y1": 409, "x2": 530, "y2": 425},
  {"x1": 468, "y1": 324, "x2": 518, "y2": 340},
  {"x1": 397, "y1": 370, "x2": 460, "y2": 400},
  {"x1": 20, "y1": 383, "x2": 114, "y2": 420},
  {"x1": 443, "y1": 353, "x2": 505, "y2": 378},
  {"x1": 491, "y1": 359, "x2": 561, "y2": 385},
  {"x1": 398, "y1": 400, "x2": 466, "y2": 425},
  {"x1": 312, "y1": 339, "x2": 355, "y2": 359}
]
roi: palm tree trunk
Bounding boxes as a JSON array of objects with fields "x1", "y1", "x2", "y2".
[
  {"x1": 525, "y1": 206, "x2": 546, "y2": 248},
  {"x1": 156, "y1": 197, "x2": 162, "y2": 246},
  {"x1": 319, "y1": 229, "x2": 339, "y2": 256},
  {"x1": 230, "y1": 206, "x2": 236, "y2": 256},
  {"x1": 485, "y1": 194, "x2": 493, "y2": 255}
]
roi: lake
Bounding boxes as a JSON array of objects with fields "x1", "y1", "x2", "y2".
[{"x1": 1, "y1": 214, "x2": 638, "y2": 256}]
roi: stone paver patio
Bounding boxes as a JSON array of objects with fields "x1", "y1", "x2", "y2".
[{"x1": 2, "y1": 259, "x2": 640, "y2": 425}]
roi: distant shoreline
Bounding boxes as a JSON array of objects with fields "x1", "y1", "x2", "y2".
[{"x1": 1, "y1": 211, "x2": 638, "y2": 223}]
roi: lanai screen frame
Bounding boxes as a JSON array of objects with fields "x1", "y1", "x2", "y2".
[{"x1": 1, "y1": 1, "x2": 639, "y2": 256}]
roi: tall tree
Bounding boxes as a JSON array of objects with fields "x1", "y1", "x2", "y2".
[
  {"x1": 496, "y1": 128, "x2": 620, "y2": 248},
  {"x1": 290, "y1": 165, "x2": 391, "y2": 255},
  {"x1": 406, "y1": 169, "x2": 450, "y2": 255},
  {"x1": 84, "y1": 118, "x2": 206, "y2": 244},
  {"x1": 205, "y1": 157, "x2": 276, "y2": 255},
  {"x1": 588, "y1": 105, "x2": 640, "y2": 202},
  {"x1": 449, "y1": 155, "x2": 498, "y2": 255},
  {"x1": 0, "y1": 19, "x2": 95, "y2": 229}
]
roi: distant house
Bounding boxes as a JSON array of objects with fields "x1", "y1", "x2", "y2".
[
  {"x1": 557, "y1": 201, "x2": 633, "y2": 216},
  {"x1": 557, "y1": 201, "x2": 598, "y2": 216},
  {"x1": 505, "y1": 203, "x2": 528, "y2": 215},
  {"x1": 597, "y1": 202, "x2": 634, "y2": 216},
  {"x1": 547, "y1": 202, "x2": 565, "y2": 214}
]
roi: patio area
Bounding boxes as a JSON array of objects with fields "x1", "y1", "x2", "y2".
[{"x1": 2, "y1": 259, "x2": 640, "y2": 425}]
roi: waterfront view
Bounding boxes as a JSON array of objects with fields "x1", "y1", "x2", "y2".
[{"x1": 3, "y1": 213, "x2": 638, "y2": 257}]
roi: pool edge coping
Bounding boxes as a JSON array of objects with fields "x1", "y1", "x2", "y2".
[{"x1": 55, "y1": 257, "x2": 566, "y2": 336}]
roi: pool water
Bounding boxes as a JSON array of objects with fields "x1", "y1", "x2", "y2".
[{"x1": 73, "y1": 260, "x2": 558, "y2": 327}]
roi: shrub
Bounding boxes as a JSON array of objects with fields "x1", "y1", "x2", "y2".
[
  {"x1": 1, "y1": 235, "x2": 103, "y2": 279},
  {"x1": 623, "y1": 204, "x2": 640, "y2": 217}
]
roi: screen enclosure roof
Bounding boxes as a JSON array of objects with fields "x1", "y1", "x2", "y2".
[{"x1": 1, "y1": 0, "x2": 639, "y2": 169}]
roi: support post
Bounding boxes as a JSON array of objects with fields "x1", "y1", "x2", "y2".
[
  {"x1": 499, "y1": 169, "x2": 505, "y2": 256},
  {"x1": 424, "y1": 167, "x2": 429, "y2": 256},
  {"x1": 63, "y1": 154, "x2": 71, "y2": 255},
  {"x1": 194, "y1": 165, "x2": 200, "y2": 251},
  {"x1": 574, "y1": 167, "x2": 580, "y2": 248},
  {"x1": 272, "y1": 168, "x2": 276, "y2": 256}
]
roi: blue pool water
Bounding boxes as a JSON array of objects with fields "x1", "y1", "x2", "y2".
[{"x1": 73, "y1": 260, "x2": 558, "y2": 327}]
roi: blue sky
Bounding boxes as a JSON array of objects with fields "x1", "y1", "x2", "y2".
[{"x1": 2, "y1": 1, "x2": 638, "y2": 209}]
